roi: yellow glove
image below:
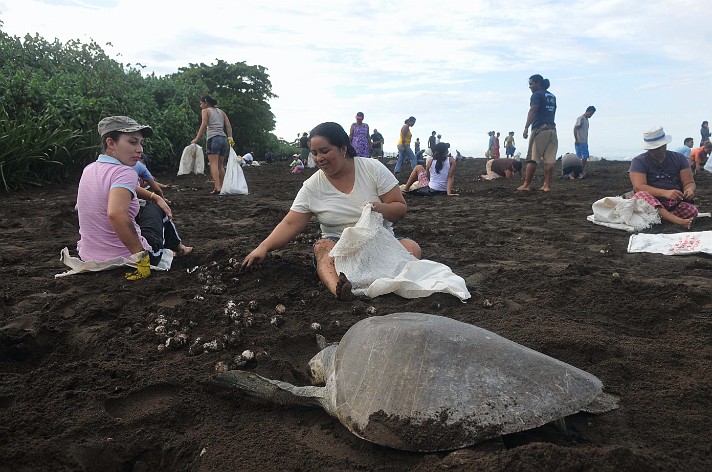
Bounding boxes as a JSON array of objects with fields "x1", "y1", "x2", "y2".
[
  {"x1": 125, "y1": 251, "x2": 150, "y2": 280},
  {"x1": 228, "y1": 137, "x2": 235, "y2": 147}
]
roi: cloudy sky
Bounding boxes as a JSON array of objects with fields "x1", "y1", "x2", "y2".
[{"x1": 1, "y1": 0, "x2": 711, "y2": 158}]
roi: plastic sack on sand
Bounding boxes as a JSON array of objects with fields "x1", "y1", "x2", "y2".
[
  {"x1": 586, "y1": 196, "x2": 660, "y2": 232},
  {"x1": 177, "y1": 144, "x2": 205, "y2": 175},
  {"x1": 330, "y1": 205, "x2": 470, "y2": 301},
  {"x1": 55, "y1": 247, "x2": 173, "y2": 278},
  {"x1": 220, "y1": 148, "x2": 249, "y2": 195},
  {"x1": 307, "y1": 154, "x2": 316, "y2": 168},
  {"x1": 628, "y1": 231, "x2": 712, "y2": 256}
]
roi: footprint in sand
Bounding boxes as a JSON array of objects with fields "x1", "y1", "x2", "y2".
[{"x1": 104, "y1": 383, "x2": 179, "y2": 420}]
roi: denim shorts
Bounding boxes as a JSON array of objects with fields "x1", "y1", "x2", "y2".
[{"x1": 207, "y1": 136, "x2": 229, "y2": 157}]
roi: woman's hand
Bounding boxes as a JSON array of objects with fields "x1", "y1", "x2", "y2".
[
  {"x1": 156, "y1": 196, "x2": 173, "y2": 220},
  {"x1": 242, "y1": 245, "x2": 268, "y2": 269},
  {"x1": 370, "y1": 201, "x2": 388, "y2": 214}
]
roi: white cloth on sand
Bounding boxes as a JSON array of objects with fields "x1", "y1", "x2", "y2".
[
  {"x1": 330, "y1": 205, "x2": 471, "y2": 300},
  {"x1": 55, "y1": 247, "x2": 173, "y2": 278},
  {"x1": 628, "y1": 231, "x2": 712, "y2": 256},
  {"x1": 220, "y1": 148, "x2": 249, "y2": 195},
  {"x1": 177, "y1": 144, "x2": 205, "y2": 175},
  {"x1": 586, "y1": 196, "x2": 660, "y2": 232}
]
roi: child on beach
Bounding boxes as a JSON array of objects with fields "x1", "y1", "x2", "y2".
[{"x1": 290, "y1": 156, "x2": 305, "y2": 174}]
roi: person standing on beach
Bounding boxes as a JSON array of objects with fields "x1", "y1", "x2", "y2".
[
  {"x1": 518, "y1": 74, "x2": 557, "y2": 192},
  {"x1": 394, "y1": 116, "x2": 417, "y2": 175},
  {"x1": 299, "y1": 132, "x2": 310, "y2": 163},
  {"x1": 428, "y1": 131, "x2": 437, "y2": 153},
  {"x1": 574, "y1": 106, "x2": 596, "y2": 176},
  {"x1": 192, "y1": 95, "x2": 234, "y2": 194},
  {"x1": 349, "y1": 112, "x2": 371, "y2": 157},
  {"x1": 701, "y1": 121, "x2": 710, "y2": 147},
  {"x1": 493, "y1": 132, "x2": 501, "y2": 159},
  {"x1": 504, "y1": 132, "x2": 516, "y2": 158},
  {"x1": 487, "y1": 131, "x2": 495, "y2": 158},
  {"x1": 414, "y1": 138, "x2": 421, "y2": 154},
  {"x1": 370, "y1": 128, "x2": 384, "y2": 160}
]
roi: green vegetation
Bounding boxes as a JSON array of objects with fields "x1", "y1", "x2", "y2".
[{"x1": 0, "y1": 22, "x2": 297, "y2": 191}]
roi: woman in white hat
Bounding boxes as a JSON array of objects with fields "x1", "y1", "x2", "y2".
[{"x1": 628, "y1": 126, "x2": 698, "y2": 229}]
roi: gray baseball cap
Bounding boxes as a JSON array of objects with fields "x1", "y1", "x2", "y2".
[{"x1": 97, "y1": 116, "x2": 153, "y2": 138}]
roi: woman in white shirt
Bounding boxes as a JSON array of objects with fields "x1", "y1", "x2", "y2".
[
  {"x1": 401, "y1": 142, "x2": 458, "y2": 196},
  {"x1": 242, "y1": 122, "x2": 421, "y2": 300}
]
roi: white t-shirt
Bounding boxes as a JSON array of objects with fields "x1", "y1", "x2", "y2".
[{"x1": 291, "y1": 157, "x2": 399, "y2": 238}]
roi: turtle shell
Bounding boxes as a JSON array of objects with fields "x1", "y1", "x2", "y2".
[{"x1": 332, "y1": 312, "x2": 603, "y2": 451}]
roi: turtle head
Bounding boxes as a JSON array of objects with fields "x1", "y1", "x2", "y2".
[{"x1": 308, "y1": 344, "x2": 337, "y2": 385}]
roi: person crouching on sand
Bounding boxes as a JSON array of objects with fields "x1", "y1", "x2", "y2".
[
  {"x1": 481, "y1": 157, "x2": 522, "y2": 181},
  {"x1": 242, "y1": 122, "x2": 421, "y2": 301},
  {"x1": 628, "y1": 126, "x2": 698, "y2": 230}
]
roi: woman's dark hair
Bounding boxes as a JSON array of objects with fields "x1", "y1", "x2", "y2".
[
  {"x1": 432, "y1": 142, "x2": 450, "y2": 173},
  {"x1": 201, "y1": 95, "x2": 218, "y2": 106},
  {"x1": 309, "y1": 122, "x2": 357, "y2": 158},
  {"x1": 529, "y1": 74, "x2": 550, "y2": 90},
  {"x1": 101, "y1": 130, "x2": 123, "y2": 152},
  {"x1": 405, "y1": 116, "x2": 416, "y2": 125}
]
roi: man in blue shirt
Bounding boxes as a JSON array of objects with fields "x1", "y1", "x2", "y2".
[
  {"x1": 674, "y1": 137, "x2": 694, "y2": 159},
  {"x1": 518, "y1": 74, "x2": 558, "y2": 192}
]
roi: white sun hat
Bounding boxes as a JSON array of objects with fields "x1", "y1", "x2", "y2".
[{"x1": 642, "y1": 126, "x2": 672, "y2": 150}]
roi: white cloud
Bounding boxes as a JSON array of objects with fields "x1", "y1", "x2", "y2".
[{"x1": 1, "y1": 0, "x2": 710, "y2": 157}]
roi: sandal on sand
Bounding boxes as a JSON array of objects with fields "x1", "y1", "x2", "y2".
[{"x1": 335, "y1": 272, "x2": 354, "y2": 302}]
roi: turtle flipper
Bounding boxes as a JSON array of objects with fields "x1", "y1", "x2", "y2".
[
  {"x1": 581, "y1": 392, "x2": 620, "y2": 414},
  {"x1": 211, "y1": 370, "x2": 325, "y2": 408}
]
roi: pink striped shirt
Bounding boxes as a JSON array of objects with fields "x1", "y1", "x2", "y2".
[{"x1": 76, "y1": 155, "x2": 149, "y2": 261}]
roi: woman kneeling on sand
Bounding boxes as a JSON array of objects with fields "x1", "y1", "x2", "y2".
[
  {"x1": 629, "y1": 126, "x2": 698, "y2": 230},
  {"x1": 76, "y1": 116, "x2": 192, "y2": 280},
  {"x1": 401, "y1": 142, "x2": 458, "y2": 196},
  {"x1": 242, "y1": 122, "x2": 421, "y2": 300}
]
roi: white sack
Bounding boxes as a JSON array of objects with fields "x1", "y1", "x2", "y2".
[
  {"x1": 705, "y1": 158, "x2": 712, "y2": 173},
  {"x1": 586, "y1": 196, "x2": 660, "y2": 232},
  {"x1": 307, "y1": 154, "x2": 316, "y2": 168},
  {"x1": 330, "y1": 205, "x2": 471, "y2": 300},
  {"x1": 220, "y1": 148, "x2": 249, "y2": 195},
  {"x1": 628, "y1": 231, "x2": 712, "y2": 256},
  {"x1": 177, "y1": 144, "x2": 205, "y2": 175},
  {"x1": 55, "y1": 247, "x2": 173, "y2": 278}
]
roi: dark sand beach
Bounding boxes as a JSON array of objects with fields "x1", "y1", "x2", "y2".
[{"x1": 0, "y1": 158, "x2": 710, "y2": 471}]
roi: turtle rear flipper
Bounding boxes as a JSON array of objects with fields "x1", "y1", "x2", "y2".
[
  {"x1": 581, "y1": 392, "x2": 620, "y2": 414},
  {"x1": 211, "y1": 371, "x2": 325, "y2": 408}
]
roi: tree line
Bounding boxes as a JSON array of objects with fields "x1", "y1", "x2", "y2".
[{"x1": 0, "y1": 22, "x2": 297, "y2": 191}]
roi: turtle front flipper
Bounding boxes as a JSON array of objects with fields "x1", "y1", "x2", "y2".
[
  {"x1": 581, "y1": 392, "x2": 620, "y2": 414},
  {"x1": 211, "y1": 370, "x2": 325, "y2": 408}
]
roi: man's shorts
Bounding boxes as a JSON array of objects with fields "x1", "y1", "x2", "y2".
[
  {"x1": 528, "y1": 128, "x2": 558, "y2": 164},
  {"x1": 206, "y1": 136, "x2": 229, "y2": 158},
  {"x1": 575, "y1": 142, "x2": 590, "y2": 160},
  {"x1": 506, "y1": 146, "x2": 516, "y2": 157}
]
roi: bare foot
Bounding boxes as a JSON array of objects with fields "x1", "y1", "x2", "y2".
[
  {"x1": 517, "y1": 184, "x2": 531, "y2": 191},
  {"x1": 540, "y1": 186, "x2": 551, "y2": 192},
  {"x1": 335, "y1": 272, "x2": 354, "y2": 301},
  {"x1": 175, "y1": 244, "x2": 193, "y2": 256},
  {"x1": 684, "y1": 217, "x2": 696, "y2": 231}
]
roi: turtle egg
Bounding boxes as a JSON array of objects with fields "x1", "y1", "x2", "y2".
[
  {"x1": 483, "y1": 299, "x2": 493, "y2": 308},
  {"x1": 366, "y1": 306, "x2": 377, "y2": 315},
  {"x1": 248, "y1": 300, "x2": 259, "y2": 311},
  {"x1": 214, "y1": 361, "x2": 229, "y2": 373},
  {"x1": 310, "y1": 322, "x2": 321, "y2": 331},
  {"x1": 270, "y1": 315, "x2": 284, "y2": 326},
  {"x1": 157, "y1": 344, "x2": 166, "y2": 352},
  {"x1": 155, "y1": 325, "x2": 167, "y2": 335},
  {"x1": 241, "y1": 350, "x2": 255, "y2": 361},
  {"x1": 275, "y1": 304, "x2": 286, "y2": 314}
]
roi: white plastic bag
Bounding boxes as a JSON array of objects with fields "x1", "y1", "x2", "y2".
[
  {"x1": 330, "y1": 205, "x2": 470, "y2": 300},
  {"x1": 307, "y1": 154, "x2": 316, "y2": 168},
  {"x1": 628, "y1": 231, "x2": 712, "y2": 255},
  {"x1": 177, "y1": 144, "x2": 205, "y2": 175},
  {"x1": 220, "y1": 148, "x2": 249, "y2": 195},
  {"x1": 586, "y1": 196, "x2": 660, "y2": 232}
]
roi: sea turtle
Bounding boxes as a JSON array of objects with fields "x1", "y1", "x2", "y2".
[{"x1": 212, "y1": 312, "x2": 618, "y2": 452}]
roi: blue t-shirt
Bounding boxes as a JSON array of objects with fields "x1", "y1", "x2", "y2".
[
  {"x1": 131, "y1": 161, "x2": 154, "y2": 182},
  {"x1": 674, "y1": 146, "x2": 691, "y2": 158},
  {"x1": 628, "y1": 151, "x2": 690, "y2": 191},
  {"x1": 531, "y1": 89, "x2": 556, "y2": 129}
]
